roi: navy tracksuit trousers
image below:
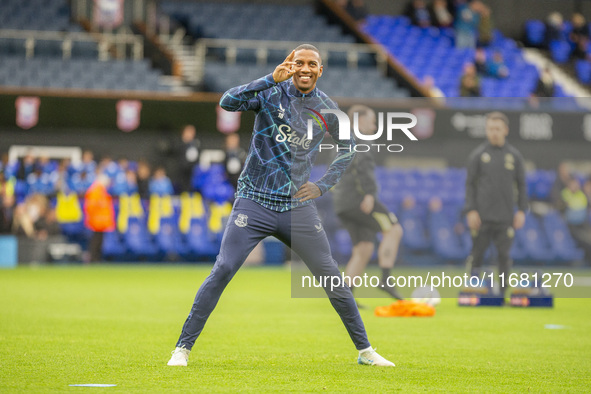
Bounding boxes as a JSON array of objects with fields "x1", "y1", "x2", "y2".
[{"x1": 175, "y1": 198, "x2": 370, "y2": 351}]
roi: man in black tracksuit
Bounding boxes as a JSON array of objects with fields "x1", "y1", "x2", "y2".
[
  {"x1": 333, "y1": 105, "x2": 404, "y2": 302},
  {"x1": 465, "y1": 111, "x2": 528, "y2": 296}
]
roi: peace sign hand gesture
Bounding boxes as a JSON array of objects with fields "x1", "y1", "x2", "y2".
[{"x1": 273, "y1": 50, "x2": 296, "y2": 83}]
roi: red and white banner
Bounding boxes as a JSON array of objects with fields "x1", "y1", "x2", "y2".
[
  {"x1": 93, "y1": 0, "x2": 124, "y2": 28},
  {"x1": 116, "y1": 100, "x2": 142, "y2": 132},
  {"x1": 216, "y1": 105, "x2": 241, "y2": 134},
  {"x1": 411, "y1": 108, "x2": 436, "y2": 140},
  {"x1": 15, "y1": 96, "x2": 40, "y2": 130}
]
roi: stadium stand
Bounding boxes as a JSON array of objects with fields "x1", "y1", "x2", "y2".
[
  {"x1": 0, "y1": 57, "x2": 169, "y2": 91},
  {"x1": 160, "y1": 2, "x2": 355, "y2": 43},
  {"x1": 361, "y1": 15, "x2": 569, "y2": 98},
  {"x1": 0, "y1": 0, "x2": 173, "y2": 92},
  {"x1": 0, "y1": 0, "x2": 82, "y2": 32},
  {"x1": 524, "y1": 16, "x2": 591, "y2": 86},
  {"x1": 2, "y1": 148, "x2": 590, "y2": 265},
  {"x1": 158, "y1": 1, "x2": 411, "y2": 98}
]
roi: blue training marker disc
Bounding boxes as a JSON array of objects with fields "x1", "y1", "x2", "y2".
[{"x1": 69, "y1": 384, "x2": 117, "y2": 387}]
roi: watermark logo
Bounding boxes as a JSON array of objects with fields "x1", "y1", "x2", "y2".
[{"x1": 304, "y1": 108, "x2": 418, "y2": 153}]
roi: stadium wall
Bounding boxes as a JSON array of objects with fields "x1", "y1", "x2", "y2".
[{"x1": 1, "y1": 92, "x2": 590, "y2": 169}]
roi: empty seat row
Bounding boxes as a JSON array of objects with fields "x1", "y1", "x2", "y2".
[
  {"x1": 0, "y1": 37, "x2": 98, "y2": 58},
  {"x1": 203, "y1": 62, "x2": 409, "y2": 99},
  {"x1": 0, "y1": 56, "x2": 171, "y2": 92},
  {"x1": 0, "y1": 0, "x2": 81, "y2": 32}
]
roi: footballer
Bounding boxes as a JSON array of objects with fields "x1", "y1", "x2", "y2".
[{"x1": 167, "y1": 44, "x2": 395, "y2": 367}]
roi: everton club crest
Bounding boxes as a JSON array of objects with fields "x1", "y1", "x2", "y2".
[{"x1": 234, "y1": 213, "x2": 248, "y2": 228}]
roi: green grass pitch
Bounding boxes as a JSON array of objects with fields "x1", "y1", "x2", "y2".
[{"x1": 1, "y1": 265, "x2": 590, "y2": 392}]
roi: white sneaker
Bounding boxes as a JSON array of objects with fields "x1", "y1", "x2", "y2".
[
  {"x1": 167, "y1": 347, "x2": 190, "y2": 366},
  {"x1": 358, "y1": 348, "x2": 395, "y2": 367}
]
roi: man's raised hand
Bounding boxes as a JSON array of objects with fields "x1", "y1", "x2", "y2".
[{"x1": 273, "y1": 50, "x2": 296, "y2": 83}]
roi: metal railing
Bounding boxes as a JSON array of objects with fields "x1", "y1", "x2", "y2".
[
  {"x1": 0, "y1": 29, "x2": 144, "y2": 60},
  {"x1": 193, "y1": 38, "x2": 388, "y2": 84}
]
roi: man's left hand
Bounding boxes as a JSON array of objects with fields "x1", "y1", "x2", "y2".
[
  {"x1": 294, "y1": 182, "x2": 321, "y2": 202},
  {"x1": 513, "y1": 210, "x2": 526, "y2": 230}
]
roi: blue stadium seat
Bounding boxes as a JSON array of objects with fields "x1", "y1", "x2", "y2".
[
  {"x1": 333, "y1": 229, "x2": 353, "y2": 260},
  {"x1": 542, "y1": 211, "x2": 585, "y2": 262},
  {"x1": 575, "y1": 60, "x2": 591, "y2": 84},
  {"x1": 520, "y1": 213, "x2": 555, "y2": 262},
  {"x1": 154, "y1": 217, "x2": 183, "y2": 258},
  {"x1": 509, "y1": 231, "x2": 528, "y2": 261},
  {"x1": 123, "y1": 218, "x2": 159, "y2": 261},
  {"x1": 429, "y1": 210, "x2": 467, "y2": 260},
  {"x1": 549, "y1": 40, "x2": 572, "y2": 64},
  {"x1": 186, "y1": 219, "x2": 219, "y2": 260},
  {"x1": 399, "y1": 208, "x2": 430, "y2": 251},
  {"x1": 102, "y1": 231, "x2": 128, "y2": 261}
]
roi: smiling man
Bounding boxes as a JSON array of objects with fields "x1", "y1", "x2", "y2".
[{"x1": 167, "y1": 44, "x2": 395, "y2": 367}]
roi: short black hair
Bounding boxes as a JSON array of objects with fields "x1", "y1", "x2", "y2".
[
  {"x1": 294, "y1": 43, "x2": 322, "y2": 64},
  {"x1": 486, "y1": 111, "x2": 509, "y2": 127}
]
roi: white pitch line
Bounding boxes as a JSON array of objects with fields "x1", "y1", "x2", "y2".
[{"x1": 574, "y1": 277, "x2": 591, "y2": 287}]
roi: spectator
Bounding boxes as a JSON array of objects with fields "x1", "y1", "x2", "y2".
[
  {"x1": 110, "y1": 158, "x2": 130, "y2": 196},
  {"x1": 26, "y1": 165, "x2": 51, "y2": 196},
  {"x1": 474, "y1": 47, "x2": 487, "y2": 74},
  {"x1": 84, "y1": 174, "x2": 115, "y2": 263},
  {"x1": 405, "y1": 0, "x2": 432, "y2": 28},
  {"x1": 430, "y1": 0, "x2": 453, "y2": 28},
  {"x1": 460, "y1": 63, "x2": 481, "y2": 97},
  {"x1": 70, "y1": 168, "x2": 94, "y2": 195},
  {"x1": 584, "y1": 177, "x2": 591, "y2": 207},
  {"x1": 0, "y1": 152, "x2": 7, "y2": 176},
  {"x1": 125, "y1": 169, "x2": 139, "y2": 195},
  {"x1": 485, "y1": 51, "x2": 509, "y2": 79},
  {"x1": 16, "y1": 151, "x2": 36, "y2": 182},
  {"x1": 454, "y1": 0, "x2": 479, "y2": 49},
  {"x1": 423, "y1": 75, "x2": 445, "y2": 98},
  {"x1": 99, "y1": 156, "x2": 118, "y2": 179},
  {"x1": 345, "y1": 0, "x2": 369, "y2": 23},
  {"x1": 136, "y1": 160, "x2": 151, "y2": 199},
  {"x1": 534, "y1": 66, "x2": 556, "y2": 98},
  {"x1": 12, "y1": 193, "x2": 59, "y2": 240},
  {"x1": 170, "y1": 125, "x2": 201, "y2": 193},
  {"x1": 529, "y1": 66, "x2": 556, "y2": 108},
  {"x1": 561, "y1": 177, "x2": 591, "y2": 264},
  {"x1": 570, "y1": 13, "x2": 590, "y2": 60},
  {"x1": 0, "y1": 173, "x2": 15, "y2": 234},
  {"x1": 551, "y1": 162, "x2": 572, "y2": 209},
  {"x1": 224, "y1": 133, "x2": 247, "y2": 191},
  {"x1": 70, "y1": 149, "x2": 96, "y2": 177},
  {"x1": 473, "y1": 1, "x2": 493, "y2": 46},
  {"x1": 54, "y1": 158, "x2": 71, "y2": 194},
  {"x1": 545, "y1": 12, "x2": 565, "y2": 45},
  {"x1": 149, "y1": 167, "x2": 174, "y2": 196}
]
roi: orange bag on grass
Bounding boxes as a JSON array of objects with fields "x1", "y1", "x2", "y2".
[{"x1": 374, "y1": 300, "x2": 436, "y2": 317}]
